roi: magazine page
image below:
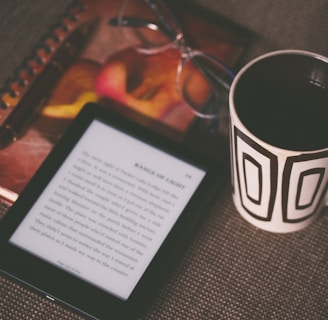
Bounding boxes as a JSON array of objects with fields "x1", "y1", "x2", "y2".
[{"x1": 0, "y1": 0, "x2": 248, "y2": 196}]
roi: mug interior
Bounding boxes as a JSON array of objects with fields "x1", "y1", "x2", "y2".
[{"x1": 232, "y1": 51, "x2": 328, "y2": 152}]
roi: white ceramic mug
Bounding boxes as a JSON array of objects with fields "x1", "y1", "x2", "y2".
[{"x1": 229, "y1": 50, "x2": 328, "y2": 233}]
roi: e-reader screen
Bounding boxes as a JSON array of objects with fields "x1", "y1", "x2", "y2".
[{"x1": 8, "y1": 117, "x2": 206, "y2": 301}]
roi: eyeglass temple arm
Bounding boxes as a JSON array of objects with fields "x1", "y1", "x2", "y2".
[
  {"x1": 188, "y1": 54, "x2": 235, "y2": 91},
  {"x1": 200, "y1": 62, "x2": 233, "y2": 91},
  {"x1": 109, "y1": 16, "x2": 176, "y2": 41}
]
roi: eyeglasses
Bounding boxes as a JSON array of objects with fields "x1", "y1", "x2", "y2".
[{"x1": 109, "y1": 0, "x2": 235, "y2": 126}]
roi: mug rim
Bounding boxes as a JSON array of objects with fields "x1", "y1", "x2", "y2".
[{"x1": 229, "y1": 49, "x2": 328, "y2": 154}]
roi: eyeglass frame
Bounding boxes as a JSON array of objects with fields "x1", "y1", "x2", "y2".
[{"x1": 109, "y1": 0, "x2": 235, "y2": 122}]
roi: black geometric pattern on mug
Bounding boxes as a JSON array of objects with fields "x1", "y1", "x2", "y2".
[
  {"x1": 234, "y1": 127, "x2": 278, "y2": 221},
  {"x1": 242, "y1": 153, "x2": 262, "y2": 204},
  {"x1": 282, "y1": 152, "x2": 328, "y2": 223},
  {"x1": 229, "y1": 122, "x2": 235, "y2": 194}
]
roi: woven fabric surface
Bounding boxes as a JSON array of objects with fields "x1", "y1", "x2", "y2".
[
  {"x1": 1, "y1": 1, "x2": 328, "y2": 319},
  {"x1": 136, "y1": 186, "x2": 328, "y2": 319}
]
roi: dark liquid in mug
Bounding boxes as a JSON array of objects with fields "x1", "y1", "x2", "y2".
[{"x1": 234, "y1": 55, "x2": 328, "y2": 151}]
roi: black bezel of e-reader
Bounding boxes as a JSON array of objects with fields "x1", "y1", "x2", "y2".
[{"x1": 0, "y1": 102, "x2": 225, "y2": 320}]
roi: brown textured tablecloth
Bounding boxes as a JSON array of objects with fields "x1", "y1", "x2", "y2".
[{"x1": 1, "y1": 1, "x2": 328, "y2": 319}]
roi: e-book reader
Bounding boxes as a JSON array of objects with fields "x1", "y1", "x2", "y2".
[{"x1": 0, "y1": 103, "x2": 225, "y2": 319}]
